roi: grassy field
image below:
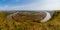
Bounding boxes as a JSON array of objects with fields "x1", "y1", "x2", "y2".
[{"x1": 0, "y1": 10, "x2": 60, "y2": 30}]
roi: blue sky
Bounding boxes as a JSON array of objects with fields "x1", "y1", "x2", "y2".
[
  {"x1": 0, "y1": 0, "x2": 60, "y2": 11},
  {"x1": 0, "y1": 0, "x2": 36, "y2": 6}
]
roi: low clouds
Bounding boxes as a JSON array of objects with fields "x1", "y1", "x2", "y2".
[
  {"x1": 43, "y1": 0, "x2": 60, "y2": 10},
  {"x1": 11, "y1": 0, "x2": 60, "y2": 10}
]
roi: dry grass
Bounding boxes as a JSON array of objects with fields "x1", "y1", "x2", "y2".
[{"x1": 0, "y1": 11, "x2": 60, "y2": 30}]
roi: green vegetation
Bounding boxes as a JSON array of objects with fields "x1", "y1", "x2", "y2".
[{"x1": 0, "y1": 10, "x2": 60, "y2": 30}]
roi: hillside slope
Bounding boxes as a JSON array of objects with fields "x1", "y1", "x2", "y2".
[{"x1": 0, "y1": 10, "x2": 60, "y2": 30}]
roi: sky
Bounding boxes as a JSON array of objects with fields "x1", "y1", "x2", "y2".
[{"x1": 0, "y1": 0, "x2": 60, "y2": 11}]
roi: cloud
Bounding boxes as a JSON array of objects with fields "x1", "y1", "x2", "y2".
[
  {"x1": 43, "y1": 0, "x2": 60, "y2": 10},
  {"x1": 10, "y1": 0, "x2": 60, "y2": 10},
  {"x1": 0, "y1": 0, "x2": 60, "y2": 11}
]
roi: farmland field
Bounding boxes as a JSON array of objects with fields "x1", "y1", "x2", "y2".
[{"x1": 0, "y1": 10, "x2": 60, "y2": 30}]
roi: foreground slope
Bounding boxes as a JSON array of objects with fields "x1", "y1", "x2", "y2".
[{"x1": 0, "y1": 10, "x2": 60, "y2": 30}]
